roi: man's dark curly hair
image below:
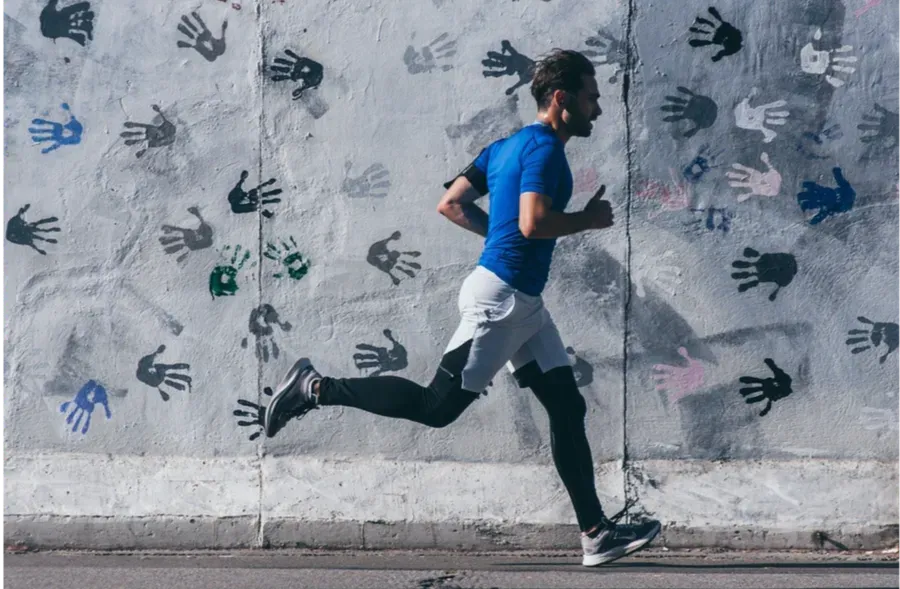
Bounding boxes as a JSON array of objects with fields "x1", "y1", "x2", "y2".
[{"x1": 530, "y1": 49, "x2": 596, "y2": 110}]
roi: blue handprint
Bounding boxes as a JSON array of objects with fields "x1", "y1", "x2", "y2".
[
  {"x1": 59, "y1": 379, "x2": 111, "y2": 435},
  {"x1": 28, "y1": 103, "x2": 83, "y2": 154},
  {"x1": 797, "y1": 167, "x2": 855, "y2": 225}
]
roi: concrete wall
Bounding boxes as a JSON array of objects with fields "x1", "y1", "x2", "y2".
[{"x1": 4, "y1": 0, "x2": 898, "y2": 550}]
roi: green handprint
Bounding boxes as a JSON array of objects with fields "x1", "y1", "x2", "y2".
[
  {"x1": 264, "y1": 236, "x2": 310, "y2": 280},
  {"x1": 209, "y1": 244, "x2": 255, "y2": 298}
]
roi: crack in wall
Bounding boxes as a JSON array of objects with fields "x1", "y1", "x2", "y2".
[{"x1": 255, "y1": 0, "x2": 266, "y2": 549}]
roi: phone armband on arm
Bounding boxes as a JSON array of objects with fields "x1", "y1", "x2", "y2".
[{"x1": 443, "y1": 161, "x2": 489, "y2": 195}]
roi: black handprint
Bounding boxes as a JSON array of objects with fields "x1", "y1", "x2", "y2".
[
  {"x1": 241, "y1": 304, "x2": 292, "y2": 363},
  {"x1": 234, "y1": 385, "x2": 315, "y2": 440},
  {"x1": 176, "y1": 12, "x2": 227, "y2": 62},
  {"x1": 846, "y1": 317, "x2": 899, "y2": 364},
  {"x1": 731, "y1": 247, "x2": 797, "y2": 301},
  {"x1": 120, "y1": 105, "x2": 176, "y2": 158},
  {"x1": 228, "y1": 170, "x2": 283, "y2": 218},
  {"x1": 581, "y1": 30, "x2": 625, "y2": 84},
  {"x1": 159, "y1": 206, "x2": 213, "y2": 263},
  {"x1": 269, "y1": 49, "x2": 324, "y2": 99},
  {"x1": 403, "y1": 33, "x2": 457, "y2": 74},
  {"x1": 688, "y1": 7, "x2": 743, "y2": 62},
  {"x1": 858, "y1": 103, "x2": 899, "y2": 158},
  {"x1": 6, "y1": 204, "x2": 60, "y2": 255},
  {"x1": 481, "y1": 40, "x2": 535, "y2": 95},
  {"x1": 342, "y1": 162, "x2": 391, "y2": 198},
  {"x1": 353, "y1": 329, "x2": 409, "y2": 376},
  {"x1": 135, "y1": 345, "x2": 192, "y2": 402},
  {"x1": 739, "y1": 358, "x2": 793, "y2": 416},
  {"x1": 660, "y1": 87, "x2": 718, "y2": 138},
  {"x1": 366, "y1": 230, "x2": 422, "y2": 286},
  {"x1": 566, "y1": 346, "x2": 594, "y2": 387},
  {"x1": 796, "y1": 167, "x2": 856, "y2": 225},
  {"x1": 39, "y1": 0, "x2": 94, "y2": 46}
]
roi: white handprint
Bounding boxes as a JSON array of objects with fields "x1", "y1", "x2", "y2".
[
  {"x1": 800, "y1": 28, "x2": 858, "y2": 88},
  {"x1": 632, "y1": 249, "x2": 683, "y2": 298},
  {"x1": 726, "y1": 152, "x2": 782, "y2": 202},
  {"x1": 859, "y1": 407, "x2": 898, "y2": 432},
  {"x1": 734, "y1": 88, "x2": 790, "y2": 143}
]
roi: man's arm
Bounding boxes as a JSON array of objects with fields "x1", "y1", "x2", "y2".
[
  {"x1": 519, "y1": 192, "x2": 592, "y2": 239},
  {"x1": 437, "y1": 176, "x2": 489, "y2": 237}
]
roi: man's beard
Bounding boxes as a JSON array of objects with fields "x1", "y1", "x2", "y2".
[{"x1": 564, "y1": 108, "x2": 592, "y2": 137}]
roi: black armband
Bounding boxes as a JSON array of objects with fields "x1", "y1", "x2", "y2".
[{"x1": 443, "y1": 160, "x2": 489, "y2": 195}]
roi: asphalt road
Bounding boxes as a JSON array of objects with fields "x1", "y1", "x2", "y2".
[{"x1": 5, "y1": 548, "x2": 898, "y2": 589}]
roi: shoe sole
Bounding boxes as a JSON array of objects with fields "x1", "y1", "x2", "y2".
[
  {"x1": 263, "y1": 357, "x2": 312, "y2": 438},
  {"x1": 582, "y1": 521, "x2": 661, "y2": 567}
]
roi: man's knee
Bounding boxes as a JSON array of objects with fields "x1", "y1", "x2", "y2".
[{"x1": 517, "y1": 362, "x2": 586, "y2": 419}]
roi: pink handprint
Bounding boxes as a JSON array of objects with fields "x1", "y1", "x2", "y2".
[
  {"x1": 652, "y1": 347, "x2": 705, "y2": 404},
  {"x1": 636, "y1": 169, "x2": 692, "y2": 219}
]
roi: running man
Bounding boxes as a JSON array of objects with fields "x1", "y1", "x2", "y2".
[{"x1": 264, "y1": 48, "x2": 661, "y2": 566}]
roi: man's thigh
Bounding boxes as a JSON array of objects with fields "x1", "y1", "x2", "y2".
[{"x1": 506, "y1": 308, "x2": 571, "y2": 386}]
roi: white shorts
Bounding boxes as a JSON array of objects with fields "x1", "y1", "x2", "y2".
[{"x1": 443, "y1": 265, "x2": 570, "y2": 392}]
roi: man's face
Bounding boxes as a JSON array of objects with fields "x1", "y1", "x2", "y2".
[{"x1": 562, "y1": 74, "x2": 602, "y2": 137}]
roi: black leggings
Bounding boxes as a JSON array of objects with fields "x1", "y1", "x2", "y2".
[{"x1": 317, "y1": 340, "x2": 607, "y2": 532}]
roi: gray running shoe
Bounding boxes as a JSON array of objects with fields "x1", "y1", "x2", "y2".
[
  {"x1": 581, "y1": 505, "x2": 661, "y2": 566},
  {"x1": 264, "y1": 358, "x2": 322, "y2": 438}
]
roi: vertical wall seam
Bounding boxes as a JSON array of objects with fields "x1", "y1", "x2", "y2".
[
  {"x1": 621, "y1": 0, "x2": 637, "y2": 516},
  {"x1": 255, "y1": 0, "x2": 266, "y2": 550}
]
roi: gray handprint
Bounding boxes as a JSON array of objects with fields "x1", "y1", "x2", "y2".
[
  {"x1": 582, "y1": 29, "x2": 625, "y2": 83},
  {"x1": 404, "y1": 33, "x2": 457, "y2": 74},
  {"x1": 176, "y1": 11, "x2": 227, "y2": 62},
  {"x1": 481, "y1": 40, "x2": 535, "y2": 95},
  {"x1": 446, "y1": 93, "x2": 522, "y2": 155},
  {"x1": 120, "y1": 104, "x2": 176, "y2": 158},
  {"x1": 660, "y1": 87, "x2": 718, "y2": 138},
  {"x1": 136, "y1": 345, "x2": 192, "y2": 402},
  {"x1": 353, "y1": 329, "x2": 408, "y2": 376},
  {"x1": 566, "y1": 346, "x2": 594, "y2": 387},
  {"x1": 846, "y1": 317, "x2": 898, "y2": 364},
  {"x1": 241, "y1": 304, "x2": 293, "y2": 362},
  {"x1": 342, "y1": 162, "x2": 391, "y2": 198},
  {"x1": 6, "y1": 204, "x2": 60, "y2": 255},
  {"x1": 858, "y1": 103, "x2": 898, "y2": 159},
  {"x1": 158, "y1": 206, "x2": 213, "y2": 263},
  {"x1": 366, "y1": 231, "x2": 422, "y2": 286}
]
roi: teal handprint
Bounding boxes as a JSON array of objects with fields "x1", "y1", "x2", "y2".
[
  {"x1": 264, "y1": 236, "x2": 310, "y2": 280},
  {"x1": 209, "y1": 244, "x2": 255, "y2": 298}
]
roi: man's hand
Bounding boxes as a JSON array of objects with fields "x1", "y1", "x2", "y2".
[{"x1": 582, "y1": 184, "x2": 614, "y2": 229}]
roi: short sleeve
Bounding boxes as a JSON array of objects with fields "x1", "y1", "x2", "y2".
[
  {"x1": 442, "y1": 147, "x2": 490, "y2": 194},
  {"x1": 519, "y1": 140, "x2": 563, "y2": 197}
]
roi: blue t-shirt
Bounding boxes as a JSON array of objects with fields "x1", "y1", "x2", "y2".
[{"x1": 472, "y1": 122, "x2": 573, "y2": 296}]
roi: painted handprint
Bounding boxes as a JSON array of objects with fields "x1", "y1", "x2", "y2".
[
  {"x1": 119, "y1": 104, "x2": 176, "y2": 158},
  {"x1": 366, "y1": 231, "x2": 422, "y2": 286},
  {"x1": 800, "y1": 28, "x2": 857, "y2": 88},
  {"x1": 228, "y1": 170, "x2": 283, "y2": 218},
  {"x1": 353, "y1": 329, "x2": 409, "y2": 376},
  {"x1": 581, "y1": 29, "x2": 625, "y2": 83},
  {"x1": 566, "y1": 346, "x2": 594, "y2": 387},
  {"x1": 404, "y1": 33, "x2": 457, "y2": 74},
  {"x1": 264, "y1": 236, "x2": 310, "y2": 280},
  {"x1": 59, "y1": 379, "x2": 111, "y2": 435},
  {"x1": 446, "y1": 94, "x2": 522, "y2": 155},
  {"x1": 738, "y1": 358, "x2": 793, "y2": 417},
  {"x1": 686, "y1": 207, "x2": 732, "y2": 233},
  {"x1": 682, "y1": 144, "x2": 723, "y2": 184},
  {"x1": 632, "y1": 250, "x2": 683, "y2": 298},
  {"x1": 176, "y1": 11, "x2": 227, "y2": 62},
  {"x1": 727, "y1": 152, "x2": 782, "y2": 201},
  {"x1": 731, "y1": 247, "x2": 797, "y2": 301},
  {"x1": 6, "y1": 204, "x2": 60, "y2": 255},
  {"x1": 269, "y1": 49, "x2": 324, "y2": 99},
  {"x1": 29, "y1": 102, "x2": 83, "y2": 154},
  {"x1": 846, "y1": 317, "x2": 898, "y2": 364},
  {"x1": 688, "y1": 7, "x2": 743, "y2": 62},
  {"x1": 135, "y1": 345, "x2": 192, "y2": 402},
  {"x1": 233, "y1": 385, "x2": 317, "y2": 440},
  {"x1": 653, "y1": 347, "x2": 705, "y2": 404},
  {"x1": 635, "y1": 170, "x2": 692, "y2": 218},
  {"x1": 481, "y1": 40, "x2": 535, "y2": 95},
  {"x1": 209, "y1": 245, "x2": 255, "y2": 298},
  {"x1": 797, "y1": 167, "x2": 855, "y2": 225},
  {"x1": 342, "y1": 162, "x2": 391, "y2": 198},
  {"x1": 796, "y1": 122, "x2": 843, "y2": 160},
  {"x1": 158, "y1": 206, "x2": 213, "y2": 263},
  {"x1": 734, "y1": 88, "x2": 789, "y2": 143},
  {"x1": 241, "y1": 304, "x2": 293, "y2": 363},
  {"x1": 39, "y1": 0, "x2": 94, "y2": 46},
  {"x1": 660, "y1": 87, "x2": 718, "y2": 138},
  {"x1": 858, "y1": 103, "x2": 898, "y2": 158}
]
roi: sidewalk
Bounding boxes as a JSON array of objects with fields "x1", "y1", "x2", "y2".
[{"x1": 5, "y1": 547, "x2": 899, "y2": 589}]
